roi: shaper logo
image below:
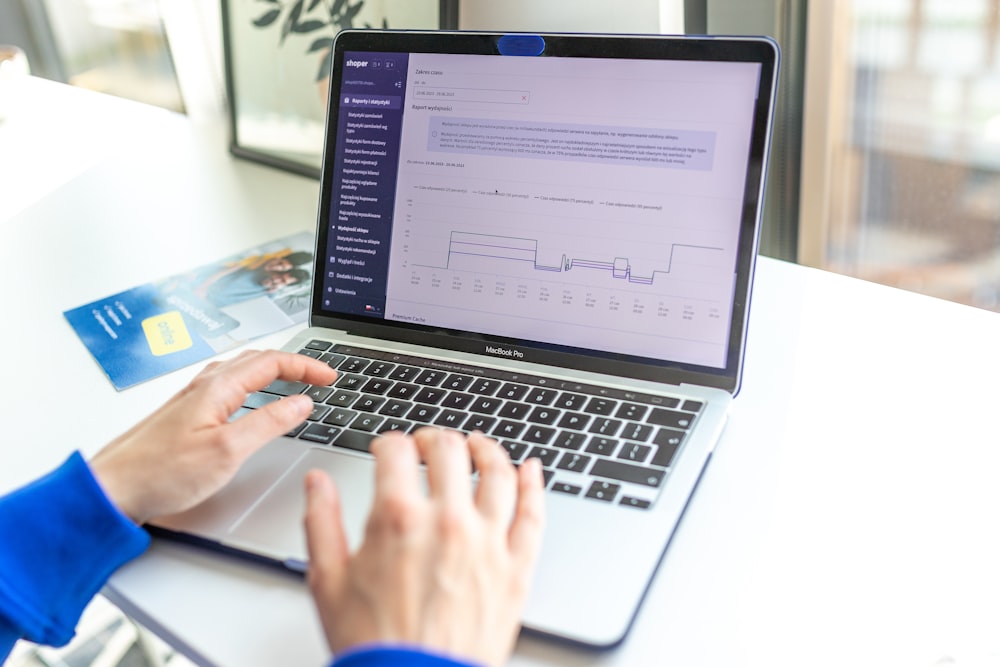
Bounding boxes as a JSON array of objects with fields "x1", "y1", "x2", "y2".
[
  {"x1": 345, "y1": 59, "x2": 369, "y2": 68},
  {"x1": 141, "y1": 311, "x2": 193, "y2": 356}
]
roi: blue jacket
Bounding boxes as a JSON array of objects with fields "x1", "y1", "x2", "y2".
[{"x1": 0, "y1": 453, "x2": 474, "y2": 667}]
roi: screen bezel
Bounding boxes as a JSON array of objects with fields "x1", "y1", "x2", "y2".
[{"x1": 310, "y1": 30, "x2": 779, "y2": 395}]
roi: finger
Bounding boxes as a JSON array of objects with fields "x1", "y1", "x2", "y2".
[
  {"x1": 192, "y1": 350, "x2": 337, "y2": 418},
  {"x1": 413, "y1": 428, "x2": 473, "y2": 503},
  {"x1": 469, "y1": 432, "x2": 517, "y2": 521},
  {"x1": 304, "y1": 469, "x2": 350, "y2": 594},
  {"x1": 371, "y1": 431, "x2": 422, "y2": 505},
  {"x1": 508, "y1": 457, "x2": 546, "y2": 569},
  {"x1": 225, "y1": 393, "x2": 314, "y2": 456}
]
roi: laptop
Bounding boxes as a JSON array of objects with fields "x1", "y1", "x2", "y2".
[{"x1": 153, "y1": 30, "x2": 779, "y2": 649}]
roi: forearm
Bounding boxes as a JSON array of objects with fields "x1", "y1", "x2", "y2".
[
  {"x1": 0, "y1": 452, "x2": 149, "y2": 661},
  {"x1": 331, "y1": 644, "x2": 482, "y2": 667}
]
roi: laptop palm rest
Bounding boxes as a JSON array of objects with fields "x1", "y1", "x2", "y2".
[{"x1": 225, "y1": 447, "x2": 383, "y2": 564}]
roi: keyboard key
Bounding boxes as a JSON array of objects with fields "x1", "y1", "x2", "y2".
[
  {"x1": 303, "y1": 385, "x2": 333, "y2": 402},
  {"x1": 415, "y1": 370, "x2": 447, "y2": 386},
  {"x1": 320, "y1": 352, "x2": 347, "y2": 368},
  {"x1": 500, "y1": 440, "x2": 528, "y2": 461},
  {"x1": 326, "y1": 389, "x2": 360, "y2": 407},
  {"x1": 497, "y1": 402, "x2": 531, "y2": 419},
  {"x1": 364, "y1": 362, "x2": 396, "y2": 377},
  {"x1": 527, "y1": 406, "x2": 560, "y2": 425},
  {"x1": 542, "y1": 469, "x2": 555, "y2": 486},
  {"x1": 469, "y1": 397, "x2": 502, "y2": 415},
  {"x1": 552, "y1": 482, "x2": 582, "y2": 496},
  {"x1": 584, "y1": 397, "x2": 617, "y2": 416},
  {"x1": 497, "y1": 383, "x2": 529, "y2": 400},
  {"x1": 414, "y1": 387, "x2": 448, "y2": 405},
  {"x1": 335, "y1": 374, "x2": 367, "y2": 390},
  {"x1": 285, "y1": 421, "x2": 308, "y2": 438},
  {"x1": 525, "y1": 446, "x2": 559, "y2": 467},
  {"x1": 585, "y1": 481, "x2": 620, "y2": 502},
  {"x1": 386, "y1": 382, "x2": 419, "y2": 400},
  {"x1": 351, "y1": 414, "x2": 384, "y2": 432},
  {"x1": 442, "y1": 374, "x2": 474, "y2": 391},
  {"x1": 261, "y1": 380, "x2": 308, "y2": 396},
  {"x1": 388, "y1": 365, "x2": 420, "y2": 381},
  {"x1": 493, "y1": 420, "x2": 527, "y2": 439},
  {"x1": 620, "y1": 422, "x2": 653, "y2": 442},
  {"x1": 618, "y1": 442, "x2": 652, "y2": 463},
  {"x1": 353, "y1": 395, "x2": 386, "y2": 413},
  {"x1": 340, "y1": 357, "x2": 371, "y2": 373},
  {"x1": 591, "y1": 459, "x2": 665, "y2": 488},
  {"x1": 463, "y1": 414, "x2": 497, "y2": 432},
  {"x1": 653, "y1": 428, "x2": 685, "y2": 449},
  {"x1": 557, "y1": 412, "x2": 590, "y2": 431},
  {"x1": 243, "y1": 392, "x2": 281, "y2": 409},
  {"x1": 681, "y1": 400, "x2": 704, "y2": 413},
  {"x1": 556, "y1": 451, "x2": 591, "y2": 473},
  {"x1": 434, "y1": 409, "x2": 467, "y2": 429},
  {"x1": 615, "y1": 402, "x2": 648, "y2": 421},
  {"x1": 298, "y1": 348, "x2": 323, "y2": 359},
  {"x1": 377, "y1": 418, "x2": 414, "y2": 434},
  {"x1": 651, "y1": 442, "x2": 681, "y2": 468},
  {"x1": 407, "y1": 405, "x2": 440, "y2": 423},
  {"x1": 588, "y1": 417, "x2": 622, "y2": 436},
  {"x1": 304, "y1": 339, "x2": 332, "y2": 351},
  {"x1": 360, "y1": 378, "x2": 393, "y2": 395},
  {"x1": 323, "y1": 408, "x2": 358, "y2": 427},
  {"x1": 333, "y1": 429, "x2": 375, "y2": 453},
  {"x1": 555, "y1": 392, "x2": 587, "y2": 410},
  {"x1": 469, "y1": 378, "x2": 501, "y2": 395},
  {"x1": 620, "y1": 496, "x2": 651, "y2": 509},
  {"x1": 523, "y1": 426, "x2": 555, "y2": 445},
  {"x1": 441, "y1": 392, "x2": 474, "y2": 410},
  {"x1": 525, "y1": 388, "x2": 557, "y2": 405},
  {"x1": 648, "y1": 408, "x2": 695, "y2": 430},
  {"x1": 299, "y1": 424, "x2": 340, "y2": 444},
  {"x1": 552, "y1": 431, "x2": 587, "y2": 450},
  {"x1": 379, "y1": 399, "x2": 413, "y2": 417},
  {"x1": 585, "y1": 437, "x2": 619, "y2": 456},
  {"x1": 308, "y1": 405, "x2": 330, "y2": 422}
]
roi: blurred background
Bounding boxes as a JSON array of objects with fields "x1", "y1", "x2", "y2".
[{"x1": 2, "y1": 0, "x2": 998, "y2": 311}]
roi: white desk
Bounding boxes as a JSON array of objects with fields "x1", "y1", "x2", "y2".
[{"x1": 3, "y1": 78, "x2": 1000, "y2": 667}]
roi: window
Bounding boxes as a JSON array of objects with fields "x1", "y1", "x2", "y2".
[{"x1": 801, "y1": 0, "x2": 1000, "y2": 312}]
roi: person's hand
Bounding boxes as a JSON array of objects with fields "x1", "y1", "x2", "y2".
[
  {"x1": 89, "y1": 349, "x2": 336, "y2": 524},
  {"x1": 304, "y1": 428, "x2": 546, "y2": 667}
]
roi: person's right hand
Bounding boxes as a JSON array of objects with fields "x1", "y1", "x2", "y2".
[{"x1": 304, "y1": 428, "x2": 546, "y2": 667}]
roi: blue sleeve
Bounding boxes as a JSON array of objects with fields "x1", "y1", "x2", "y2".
[
  {"x1": 331, "y1": 645, "x2": 482, "y2": 667},
  {"x1": 0, "y1": 452, "x2": 150, "y2": 662}
]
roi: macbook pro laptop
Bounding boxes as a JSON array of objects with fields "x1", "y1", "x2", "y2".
[{"x1": 153, "y1": 30, "x2": 778, "y2": 648}]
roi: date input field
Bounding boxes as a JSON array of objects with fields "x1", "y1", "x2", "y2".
[{"x1": 412, "y1": 87, "x2": 530, "y2": 104}]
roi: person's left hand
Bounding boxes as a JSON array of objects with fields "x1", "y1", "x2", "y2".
[{"x1": 89, "y1": 349, "x2": 336, "y2": 524}]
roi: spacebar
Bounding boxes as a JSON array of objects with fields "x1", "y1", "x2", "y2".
[{"x1": 333, "y1": 429, "x2": 375, "y2": 453}]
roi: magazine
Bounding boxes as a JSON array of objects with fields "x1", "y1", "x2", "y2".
[{"x1": 65, "y1": 231, "x2": 314, "y2": 390}]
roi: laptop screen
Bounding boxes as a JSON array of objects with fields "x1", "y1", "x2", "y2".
[{"x1": 313, "y1": 32, "x2": 777, "y2": 392}]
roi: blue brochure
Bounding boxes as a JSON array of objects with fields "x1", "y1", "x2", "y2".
[{"x1": 65, "y1": 231, "x2": 314, "y2": 390}]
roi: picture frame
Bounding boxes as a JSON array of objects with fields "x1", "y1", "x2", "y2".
[{"x1": 220, "y1": 0, "x2": 459, "y2": 178}]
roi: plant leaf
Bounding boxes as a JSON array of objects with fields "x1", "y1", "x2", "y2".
[
  {"x1": 280, "y1": 0, "x2": 304, "y2": 44},
  {"x1": 252, "y1": 7, "x2": 281, "y2": 27},
  {"x1": 330, "y1": 0, "x2": 348, "y2": 19},
  {"x1": 292, "y1": 19, "x2": 327, "y2": 33},
  {"x1": 308, "y1": 36, "x2": 335, "y2": 53},
  {"x1": 307, "y1": 0, "x2": 323, "y2": 10}
]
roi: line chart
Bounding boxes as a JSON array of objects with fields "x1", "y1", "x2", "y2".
[{"x1": 412, "y1": 231, "x2": 724, "y2": 286}]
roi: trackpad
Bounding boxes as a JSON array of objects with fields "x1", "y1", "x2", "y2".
[{"x1": 226, "y1": 447, "x2": 377, "y2": 565}]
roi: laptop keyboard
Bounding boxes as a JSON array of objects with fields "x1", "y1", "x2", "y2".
[{"x1": 240, "y1": 340, "x2": 703, "y2": 510}]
